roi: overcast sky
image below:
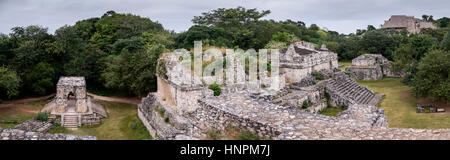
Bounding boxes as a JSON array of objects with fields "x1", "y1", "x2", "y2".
[{"x1": 0, "y1": 0, "x2": 449, "y2": 35}]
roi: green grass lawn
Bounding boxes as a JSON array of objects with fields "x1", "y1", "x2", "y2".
[
  {"x1": 358, "y1": 78, "x2": 450, "y2": 129},
  {"x1": 49, "y1": 100, "x2": 152, "y2": 140},
  {"x1": 0, "y1": 101, "x2": 45, "y2": 128},
  {"x1": 338, "y1": 61, "x2": 352, "y2": 71},
  {"x1": 319, "y1": 107, "x2": 344, "y2": 116}
]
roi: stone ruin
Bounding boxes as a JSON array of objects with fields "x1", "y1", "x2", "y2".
[
  {"x1": 0, "y1": 128, "x2": 96, "y2": 140},
  {"x1": 42, "y1": 77, "x2": 107, "y2": 128},
  {"x1": 346, "y1": 54, "x2": 401, "y2": 80},
  {"x1": 138, "y1": 42, "x2": 450, "y2": 140},
  {"x1": 0, "y1": 119, "x2": 96, "y2": 140},
  {"x1": 280, "y1": 41, "x2": 338, "y2": 83}
]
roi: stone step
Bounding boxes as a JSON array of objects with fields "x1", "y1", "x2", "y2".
[
  {"x1": 363, "y1": 94, "x2": 375, "y2": 104},
  {"x1": 63, "y1": 115, "x2": 79, "y2": 127},
  {"x1": 355, "y1": 90, "x2": 369, "y2": 102}
]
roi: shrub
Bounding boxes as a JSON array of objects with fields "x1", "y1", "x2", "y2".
[
  {"x1": 236, "y1": 130, "x2": 260, "y2": 140},
  {"x1": 209, "y1": 82, "x2": 221, "y2": 96},
  {"x1": 311, "y1": 71, "x2": 324, "y2": 80},
  {"x1": 154, "y1": 105, "x2": 165, "y2": 117},
  {"x1": 340, "y1": 103, "x2": 348, "y2": 110},
  {"x1": 164, "y1": 117, "x2": 170, "y2": 123},
  {"x1": 36, "y1": 112, "x2": 49, "y2": 122},
  {"x1": 206, "y1": 128, "x2": 222, "y2": 140},
  {"x1": 301, "y1": 100, "x2": 312, "y2": 109},
  {"x1": 130, "y1": 120, "x2": 138, "y2": 130},
  {"x1": 344, "y1": 70, "x2": 353, "y2": 77}
]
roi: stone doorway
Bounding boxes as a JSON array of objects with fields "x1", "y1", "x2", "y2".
[{"x1": 67, "y1": 92, "x2": 76, "y2": 113}]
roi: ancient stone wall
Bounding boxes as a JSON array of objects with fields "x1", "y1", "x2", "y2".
[
  {"x1": 346, "y1": 65, "x2": 383, "y2": 80},
  {"x1": 55, "y1": 77, "x2": 88, "y2": 113},
  {"x1": 0, "y1": 128, "x2": 96, "y2": 140},
  {"x1": 347, "y1": 54, "x2": 401, "y2": 80}
]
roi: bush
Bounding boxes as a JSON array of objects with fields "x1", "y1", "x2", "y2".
[
  {"x1": 236, "y1": 130, "x2": 260, "y2": 140},
  {"x1": 301, "y1": 100, "x2": 312, "y2": 109},
  {"x1": 36, "y1": 112, "x2": 49, "y2": 122},
  {"x1": 344, "y1": 70, "x2": 353, "y2": 77},
  {"x1": 130, "y1": 120, "x2": 138, "y2": 130},
  {"x1": 154, "y1": 105, "x2": 165, "y2": 117},
  {"x1": 340, "y1": 103, "x2": 348, "y2": 110},
  {"x1": 311, "y1": 71, "x2": 324, "y2": 80},
  {"x1": 164, "y1": 117, "x2": 170, "y2": 123},
  {"x1": 206, "y1": 128, "x2": 222, "y2": 140},
  {"x1": 209, "y1": 82, "x2": 221, "y2": 96}
]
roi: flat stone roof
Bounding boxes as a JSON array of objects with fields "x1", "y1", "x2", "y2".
[{"x1": 57, "y1": 77, "x2": 86, "y2": 87}]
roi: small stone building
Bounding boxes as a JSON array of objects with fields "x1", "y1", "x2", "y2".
[
  {"x1": 346, "y1": 54, "x2": 400, "y2": 80},
  {"x1": 42, "y1": 77, "x2": 106, "y2": 128}
]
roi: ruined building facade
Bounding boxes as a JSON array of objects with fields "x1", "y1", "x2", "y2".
[{"x1": 382, "y1": 15, "x2": 437, "y2": 34}]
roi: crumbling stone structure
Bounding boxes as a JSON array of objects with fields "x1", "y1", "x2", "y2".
[
  {"x1": 346, "y1": 54, "x2": 401, "y2": 80},
  {"x1": 138, "y1": 42, "x2": 450, "y2": 140},
  {"x1": 0, "y1": 128, "x2": 96, "y2": 140},
  {"x1": 42, "y1": 77, "x2": 107, "y2": 128},
  {"x1": 280, "y1": 41, "x2": 338, "y2": 83}
]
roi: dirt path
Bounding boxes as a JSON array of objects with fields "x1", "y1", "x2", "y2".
[
  {"x1": 0, "y1": 93, "x2": 140, "y2": 109},
  {"x1": 87, "y1": 93, "x2": 141, "y2": 105},
  {"x1": 1, "y1": 94, "x2": 55, "y2": 105}
]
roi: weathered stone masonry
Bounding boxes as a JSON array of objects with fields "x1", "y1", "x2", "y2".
[{"x1": 138, "y1": 42, "x2": 450, "y2": 140}]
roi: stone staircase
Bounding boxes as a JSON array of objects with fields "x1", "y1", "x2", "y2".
[
  {"x1": 62, "y1": 115, "x2": 79, "y2": 128},
  {"x1": 326, "y1": 72, "x2": 375, "y2": 105}
]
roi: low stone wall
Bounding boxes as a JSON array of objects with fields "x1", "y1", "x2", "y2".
[
  {"x1": 0, "y1": 128, "x2": 96, "y2": 140},
  {"x1": 346, "y1": 66, "x2": 383, "y2": 80},
  {"x1": 138, "y1": 93, "x2": 200, "y2": 140},
  {"x1": 12, "y1": 119, "x2": 54, "y2": 133}
]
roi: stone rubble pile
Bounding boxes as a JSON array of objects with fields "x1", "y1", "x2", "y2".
[
  {"x1": 12, "y1": 119, "x2": 54, "y2": 133},
  {"x1": 0, "y1": 128, "x2": 96, "y2": 140}
]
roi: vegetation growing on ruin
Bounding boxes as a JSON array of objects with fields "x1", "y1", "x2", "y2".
[
  {"x1": 311, "y1": 71, "x2": 325, "y2": 80},
  {"x1": 301, "y1": 100, "x2": 313, "y2": 109},
  {"x1": 154, "y1": 105, "x2": 166, "y2": 117},
  {"x1": 319, "y1": 107, "x2": 344, "y2": 116},
  {"x1": 209, "y1": 83, "x2": 221, "y2": 96},
  {"x1": 35, "y1": 112, "x2": 49, "y2": 122}
]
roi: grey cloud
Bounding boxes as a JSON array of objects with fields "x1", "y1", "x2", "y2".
[{"x1": 0, "y1": 0, "x2": 448, "y2": 34}]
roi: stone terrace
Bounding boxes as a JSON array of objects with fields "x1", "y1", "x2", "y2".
[
  {"x1": 198, "y1": 93, "x2": 450, "y2": 140},
  {"x1": 326, "y1": 72, "x2": 382, "y2": 106}
]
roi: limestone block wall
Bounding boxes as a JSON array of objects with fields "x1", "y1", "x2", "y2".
[
  {"x1": 0, "y1": 128, "x2": 96, "y2": 140},
  {"x1": 352, "y1": 59, "x2": 376, "y2": 66},
  {"x1": 195, "y1": 99, "x2": 280, "y2": 139},
  {"x1": 281, "y1": 67, "x2": 310, "y2": 84},
  {"x1": 55, "y1": 85, "x2": 87, "y2": 113},
  {"x1": 346, "y1": 66, "x2": 383, "y2": 80}
]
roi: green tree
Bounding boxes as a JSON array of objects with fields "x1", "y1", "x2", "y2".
[
  {"x1": 102, "y1": 43, "x2": 164, "y2": 96},
  {"x1": 441, "y1": 32, "x2": 450, "y2": 51},
  {"x1": 192, "y1": 7, "x2": 270, "y2": 29},
  {"x1": 271, "y1": 32, "x2": 298, "y2": 43},
  {"x1": 0, "y1": 66, "x2": 21, "y2": 99},
  {"x1": 392, "y1": 44, "x2": 417, "y2": 72},
  {"x1": 29, "y1": 62, "x2": 55, "y2": 95},
  {"x1": 359, "y1": 30, "x2": 395, "y2": 60},
  {"x1": 408, "y1": 34, "x2": 438, "y2": 59},
  {"x1": 412, "y1": 49, "x2": 450, "y2": 101}
]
